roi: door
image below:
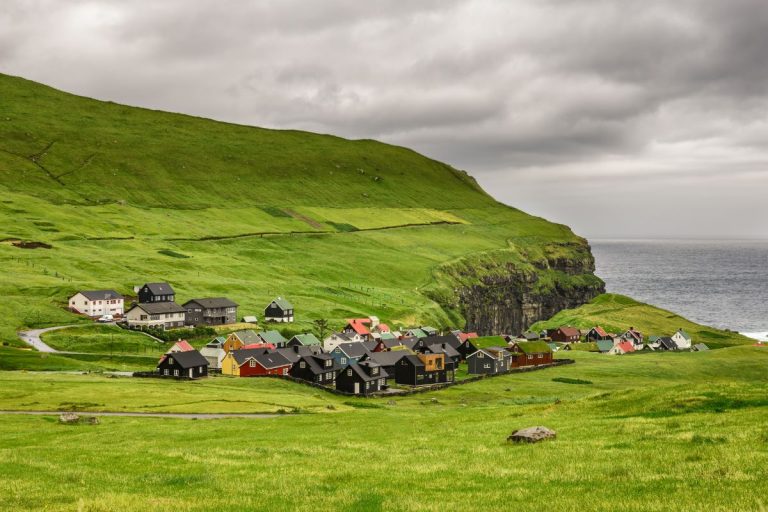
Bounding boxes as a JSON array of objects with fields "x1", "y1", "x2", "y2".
[
  {"x1": 189, "y1": 368, "x2": 194, "y2": 378},
  {"x1": 354, "y1": 382, "x2": 360, "y2": 394}
]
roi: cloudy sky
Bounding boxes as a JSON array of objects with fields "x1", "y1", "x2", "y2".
[{"x1": 2, "y1": 0, "x2": 767, "y2": 239}]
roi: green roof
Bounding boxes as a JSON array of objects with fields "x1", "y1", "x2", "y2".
[
  {"x1": 596, "y1": 340, "x2": 614, "y2": 352},
  {"x1": 676, "y1": 329, "x2": 691, "y2": 340},
  {"x1": 409, "y1": 328, "x2": 428, "y2": 338},
  {"x1": 380, "y1": 332, "x2": 397, "y2": 340},
  {"x1": 473, "y1": 336, "x2": 508, "y2": 349},
  {"x1": 292, "y1": 333, "x2": 321, "y2": 346},
  {"x1": 515, "y1": 341, "x2": 553, "y2": 354},
  {"x1": 271, "y1": 297, "x2": 294, "y2": 310},
  {"x1": 259, "y1": 330, "x2": 288, "y2": 344}
]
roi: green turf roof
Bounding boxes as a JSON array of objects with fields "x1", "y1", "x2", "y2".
[
  {"x1": 514, "y1": 341, "x2": 552, "y2": 354},
  {"x1": 473, "y1": 336, "x2": 508, "y2": 349}
]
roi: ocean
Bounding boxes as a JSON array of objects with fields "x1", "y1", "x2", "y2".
[{"x1": 590, "y1": 240, "x2": 768, "y2": 341}]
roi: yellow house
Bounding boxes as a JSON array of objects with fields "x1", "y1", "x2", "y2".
[
  {"x1": 417, "y1": 353, "x2": 444, "y2": 371},
  {"x1": 223, "y1": 329, "x2": 260, "y2": 353},
  {"x1": 220, "y1": 351, "x2": 242, "y2": 376}
]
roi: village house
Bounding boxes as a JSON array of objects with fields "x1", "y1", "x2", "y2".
[
  {"x1": 289, "y1": 353, "x2": 339, "y2": 385},
  {"x1": 508, "y1": 341, "x2": 553, "y2": 368},
  {"x1": 609, "y1": 340, "x2": 636, "y2": 355},
  {"x1": 671, "y1": 329, "x2": 692, "y2": 349},
  {"x1": 223, "y1": 329, "x2": 261, "y2": 352},
  {"x1": 182, "y1": 297, "x2": 238, "y2": 326},
  {"x1": 329, "y1": 342, "x2": 370, "y2": 367},
  {"x1": 457, "y1": 337, "x2": 481, "y2": 361},
  {"x1": 156, "y1": 350, "x2": 209, "y2": 379},
  {"x1": 423, "y1": 342, "x2": 462, "y2": 367},
  {"x1": 264, "y1": 297, "x2": 294, "y2": 323},
  {"x1": 466, "y1": 346, "x2": 512, "y2": 375},
  {"x1": 286, "y1": 333, "x2": 322, "y2": 348},
  {"x1": 323, "y1": 332, "x2": 358, "y2": 352},
  {"x1": 167, "y1": 340, "x2": 194, "y2": 353},
  {"x1": 394, "y1": 353, "x2": 451, "y2": 386},
  {"x1": 363, "y1": 350, "x2": 410, "y2": 376},
  {"x1": 137, "y1": 282, "x2": 175, "y2": 303},
  {"x1": 220, "y1": 348, "x2": 292, "y2": 377},
  {"x1": 200, "y1": 338, "x2": 227, "y2": 370},
  {"x1": 275, "y1": 345, "x2": 324, "y2": 365},
  {"x1": 342, "y1": 318, "x2": 373, "y2": 342},
  {"x1": 657, "y1": 337, "x2": 679, "y2": 351},
  {"x1": 336, "y1": 361, "x2": 388, "y2": 395},
  {"x1": 692, "y1": 343, "x2": 710, "y2": 351},
  {"x1": 621, "y1": 327, "x2": 644, "y2": 347},
  {"x1": 596, "y1": 340, "x2": 615, "y2": 353},
  {"x1": 586, "y1": 326, "x2": 613, "y2": 342},
  {"x1": 548, "y1": 326, "x2": 581, "y2": 343},
  {"x1": 258, "y1": 330, "x2": 288, "y2": 348},
  {"x1": 68, "y1": 290, "x2": 124, "y2": 318},
  {"x1": 125, "y1": 302, "x2": 186, "y2": 330}
]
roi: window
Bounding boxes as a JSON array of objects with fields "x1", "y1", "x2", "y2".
[
  {"x1": 164, "y1": 369, "x2": 169, "y2": 376},
  {"x1": 379, "y1": 378, "x2": 385, "y2": 385},
  {"x1": 168, "y1": 358, "x2": 174, "y2": 365},
  {"x1": 366, "y1": 381, "x2": 370, "y2": 389},
  {"x1": 326, "y1": 372, "x2": 333, "y2": 380},
  {"x1": 484, "y1": 363, "x2": 491, "y2": 369},
  {"x1": 173, "y1": 370, "x2": 179, "y2": 377},
  {"x1": 537, "y1": 354, "x2": 543, "y2": 359},
  {"x1": 527, "y1": 354, "x2": 533, "y2": 360},
  {"x1": 300, "y1": 361, "x2": 306, "y2": 368},
  {"x1": 325, "y1": 360, "x2": 331, "y2": 367},
  {"x1": 282, "y1": 368, "x2": 288, "y2": 375},
  {"x1": 249, "y1": 360, "x2": 256, "y2": 368},
  {"x1": 372, "y1": 367, "x2": 378, "y2": 375},
  {"x1": 477, "y1": 352, "x2": 484, "y2": 358},
  {"x1": 341, "y1": 358, "x2": 347, "y2": 365},
  {"x1": 347, "y1": 369, "x2": 353, "y2": 376}
]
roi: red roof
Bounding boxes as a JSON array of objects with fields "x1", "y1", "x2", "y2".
[
  {"x1": 377, "y1": 323, "x2": 391, "y2": 333},
  {"x1": 346, "y1": 319, "x2": 371, "y2": 335},
  {"x1": 593, "y1": 326, "x2": 608, "y2": 337},
  {"x1": 242, "y1": 342, "x2": 276, "y2": 350},
  {"x1": 459, "y1": 332, "x2": 478, "y2": 342},
  {"x1": 617, "y1": 341, "x2": 635, "y2": 353},
  {"x1": 171, "y1": 340, "x2": 194, "y2": 352},
  {"x1": 559, "y1": 327, "x2": 581, "y2": 337}
]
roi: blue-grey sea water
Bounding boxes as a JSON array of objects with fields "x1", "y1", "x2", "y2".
[{"x1": 590, "y1": 240, "x2": 768, "y2": 339}]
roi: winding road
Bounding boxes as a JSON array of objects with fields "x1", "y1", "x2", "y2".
[{"x1": 17, "y1": 325, "x2": 78, "y2": 352}]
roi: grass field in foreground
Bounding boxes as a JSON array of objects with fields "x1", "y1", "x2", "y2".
[
  {"x1": 532, "y1": 293, "x2": 753, "y2": 348},
  {"x1": 0, "y1": 346, "x2": 767, "y2": 511}
]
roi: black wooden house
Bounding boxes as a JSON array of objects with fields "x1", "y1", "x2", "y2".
[
  {"x1": 138, "y1": 282, "x2": 175, "y2": 303},
  {"x1": 336, "y1": 361, "x2": 388, "y2": 395},
  {"x1": 289, "y1": 354, "x2": 340, "y2": 385},
  {"x1": 157, "y1": 350, "x2": 209, "y2": 379}
]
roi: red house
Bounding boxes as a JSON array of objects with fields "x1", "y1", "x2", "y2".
[
  {"x1": 342, "y1": 318, "x2": 373, "y2": 341},
  {"x1": 548, "y1": 326, "x2": 581, "y2": 343},
  {"x1": 509, "y1": 341, "x2": 554, "y2": 368},
  {"x1": 226, "y1": 349, "x2": 292, "y2": 377}
]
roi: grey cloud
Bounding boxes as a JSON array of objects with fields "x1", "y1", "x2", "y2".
[{"x1": 1, "y1": 0, "x2": 768, "y2": 237}]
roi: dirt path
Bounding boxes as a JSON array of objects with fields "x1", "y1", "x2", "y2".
[
  {"x1": 0, "y1": 410, "x2": 279, "y2": 420},
  {"x1": 17, "y1": 325, "x2": 78, "y2": 352}
]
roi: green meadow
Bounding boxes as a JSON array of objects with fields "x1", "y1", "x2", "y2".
[
  {"x1": 0, "y1": 73, "x2": 600, "y2": 347},
  {"x1": 1, "y1": 346, "x2": 767, "y2": 511}
]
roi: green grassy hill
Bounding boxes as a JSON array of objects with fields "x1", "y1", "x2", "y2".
[
  {"x1": 532, "y1": 293, "x2": 753, "y2": 348},
  {"x1": 0, "y1": 73, "x2": 602, "y2": 346}
]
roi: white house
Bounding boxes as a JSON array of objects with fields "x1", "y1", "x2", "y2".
[
  {"x1": 69, "y1": 290, "x2": 124, "y2": 317},
  {"x1": 671, "y1": 329, "x2": 692, "y2": 349},
  {"x1": 200, "y1": 338, "x2": 227, "y2": 370},
  {"x1": 323, "y1": 332, "x2": 361, "y2": 352},
  {"x1": 125, "y1": 302, "x2": 186, "y2": 330}
]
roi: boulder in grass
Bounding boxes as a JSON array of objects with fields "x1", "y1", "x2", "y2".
[
  {"x1": 508, "y1": 426, "x2": 556, "y2": 443},
  {"x1": 59, "y1": 412, "x2": 80, "y2": 424}
]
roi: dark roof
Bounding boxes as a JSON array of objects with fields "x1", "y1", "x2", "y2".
[
  {"x1": 276, "y1": 345, "x2": 323, "y2": 364},
  {"x1": 78, "y1": 289, "x2": 123, "y2": 301},
  {"x1": 343, "y1": 361, "x2": 389, "y2": 382},
  {"x1": 296, "y1": 354, "x2": 339, "y2": 375},
  {"x1": 163, "y1": 350, "x2": 208, "y2": 369},
  {"x1": 230, "y1": 330, "x2": 261, "y2": 344},
  {"x1": 183, "y1": 297, "x2": 239, "y2": 309},
  {"x1": 425, "y1": 342, "x2": 461, "y2": 359},
  {"x1": 369, "y1": 351, "x2": 409, "y2": 367},
  {"x1": 362, "y1": 340, "x2": 378, "y2": 352},
  {"x1": 334, "y1": 342, "x2": 371, "y2": 358},
  {"x1": 521, "y1": 331, "x2": 540, "y2": 340},
  {"x1": 424, "y1": 335, "x2": 461, "y2": 350},
  {"x1": 557, "y1": 327, "x2": 581, "y2": 337},
  {"x1": 131, "y1": 302, "x2": 186, "y2": 314},
  {"x1": 658, "y1": 337, "x2": 678, "y2": 350},
  {"x1": 232, "y1": 349, "x2": 291, "y2": 369},
  {"x1": 400, "y1": 354, "x2": 425, "y2": 368},
  {"x1": 143, "y1": 282, "x2": 175, "y2": 295}
]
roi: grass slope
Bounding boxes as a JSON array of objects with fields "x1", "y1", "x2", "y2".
[
  {"x1": 0, "y1": 73, "x2": 601, "y2": 346},
  {"x1": 42, "y1": 324, "x2": 165, "y2": 355},
  {"x1": 532, "y1": 294, "x2": 753, "y2": 348},
  {"x1": 1, "y1": 346, "x2": 766, "y2": 510}
]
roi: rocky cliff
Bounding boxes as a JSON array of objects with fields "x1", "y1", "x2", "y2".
[{"x1": 426, "y1": 240, "x2": 605, "y2": 335}]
